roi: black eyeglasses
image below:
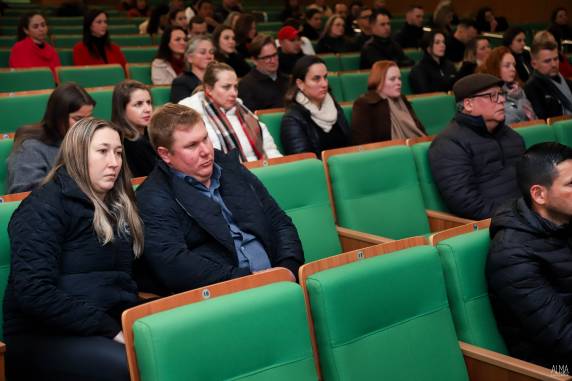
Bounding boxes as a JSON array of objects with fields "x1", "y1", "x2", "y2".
[
  {"x1": 470, "y1": 91, "x2": 507, "y2": 103},
  {"x1": 256, "y1": 52, "x2": 278, "y2": 62}
]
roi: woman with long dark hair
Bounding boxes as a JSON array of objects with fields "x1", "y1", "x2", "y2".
[
  {"x1": 234, "y1": 13, "x2": 256, "y2": 58},
  {"x1": 213, "y1": 24, "x2": 251, "y2": 77},
  {"x1": 151, "y1": 25, "x2": 186, "y2": 85}
]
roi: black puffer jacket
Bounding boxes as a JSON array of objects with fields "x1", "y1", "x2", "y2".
[
  {"x1": 4, "y1": 168, "x2": 139, "y2": 339},
  {"x1": 409, "y1": 52, "x2": 457, "y2": 94},
  {"x1": 487, "y1": 198, "x2": 572, "y2": 368},
  {"x1": 429, "y1": 112, "x2": 525, "y2": 219}
]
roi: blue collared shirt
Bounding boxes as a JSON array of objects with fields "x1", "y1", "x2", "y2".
[{"x1": 172, "y1": 164, "x2": 272, "y2": 272}]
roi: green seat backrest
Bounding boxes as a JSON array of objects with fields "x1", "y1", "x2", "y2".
[
  {"x1": 123, "y1": 47, "x2": 157, "y2": 63},
  {"x1": 51, "y1": 25, "x2": 82, "y2": 34},
  {"x1": 339, "y1": 71, "x2": 368, "y2": 102},
  {"x1": 52, "y1": 34, "x2": 81, "y2": 48},
  {"x1": 341, "y1": 104, "x2": 352, "y2": 123},
  {"x1": 113, "y1": 35, "x2": 153, "y2": 47},
  {"x1": 89, "y1": 88, "x2": 113, "y2": 120},
  {"x1": 150, "y1": 86, "x2": 171, "y2": 107},
  {"x1": 436, "y1": 229, "x2": 508, "y2": 354},
  {"x1": 127, "y1": 63, "x2": 152, "y2": 85},
  {"x1": 251, "y1": 159, "x2": 341, "y2": 262},
  {"x1": 0, "y1": 92, "x2": 51, "y2": 134},
  {"x1": 58, "y1": 64, "x2": 125, "y2": 88},
  {"x1": 0, "y1": 139, "x2": 14, "y2": 195},
  {"x1": 339, "y1": 53, "x2": 360, "y2": 71},
  {"x1": 257, "y1": 21, "x2": 282, "y2": 32},
  {"x1": 0, "y1": 49, "x2": 9, "y2": 68},
  {"x1": 258, "y1": 112, "x2": 284, "y2": 154},
  {"x1": 306, "y1": 246, "x2": 469, "y2": 381},
  {"x1": 410, "y1": 141, "x2": 449, "y2": 212},
  {"x1": 133, "y1": 282, "x2": 317, "y2": 381},
  {"x1": 46, "y1": 17, "x2": 82, "y2": 26},
  {"x1": 513, "y1": 124, "x2": 556, "y2": 148},
  {"x1": 320, "y1": 54, "x2": 341, "y2": 72},
  {"x1": 57, "y1": 48, "x2": 74, "y2": 66},
  {"x1": 404, "y1": 48, "x2": 422, "y2": 63},
  {"x1": 0, "y1": 36, "x2": 16, "y2": 48},
  {"x1": 410, "y1": 94, "x2": 455, "y2": 136},
  {"x1": 108, "y1": 25, "x2": 138, "y2": 34},
  {"x1": 327, "y1": 74, "x2": 344, "y2": 102},
  {"x1": 552, "y1": 119, "x2": 572, "y2": 147},
  {"x1": 0, "y1": 201, "x2": 21, "y2": 339},
  {"x1": 400, "y1": 67, "x2": 412, "y2": 95},
  {"x1": 0, "y1": 68, "x2": 55, "y2": 92},
  {"x1": 328, "y1": 145, "x2": 431, "y2": 239}
]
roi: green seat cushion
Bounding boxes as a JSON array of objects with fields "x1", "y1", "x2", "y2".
[
  {"x1": 513, "y1": 124, "x2": 556, "y2": 148},
  {"x1": 58, "y1": 65, "x2": 125, "y2": 88},
  {"x1": 0, "y1": 68, "x2": 55, "y2": 92},
  {"x1": 553, "y1": 120, "x2": 572, "y2": 148},
  {"x1": 410, "y1": 94, "x2": 455, "y2": 136},
  {"x1": 410, "y1": 142, "x2": 449, "y2": 212},
  {"x1": 307, "y1": 246, "x2": 468, "y2": 381},
  {"x1": 339, "y1": 72, "x2": 368, "y2": 102},
  {"x1": 258, "y1": 112, "x2": 284, "y2": 154}
]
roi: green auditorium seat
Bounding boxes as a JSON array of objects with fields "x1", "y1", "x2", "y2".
[
  {"x1": 0, "y1": 36, "x2": 16, "y2": 48},
  {"x1": 551, "y1": 118, "x2": 572, "y2": 147},
  {"x1": 127, "y1": 63, "x2": 152, "y2": 85},
  {"x1": 409, "y1": 93, "x2": 455, "y2": 136},
  {"x1": 113, "y1": 35, "x2": 153, "y2": 47},
  {"x1": 123, "y1": 47, "x2": 157, "y2": 63},
  {"x1": 52, "y1": 34, "x2": 81, "y2": 48},
  {"x1": 0, "y1": 201, "x2": 20, "y2": 342},
  {"x1": 57, "y1": 64, "x2": 125, "y2": 88},
  {"x1": 57, "y1": 49, "x2": 74, "y2": 66},
  {"x1": 511, "y1": 121, "x2": 556, "y2": 148},
  {"x1": 400, "y1": 67, "x2": 412, "y2": 95},
  {"x1": 108, "y1": 25, "x2": 138, "y2": 34},
  {"x1": 0, "y1": 139, "x2": 14, "y2": 196},
  {"x1": 0, "y1": 91, "x2": 51, "y2": 134},
  {"x1": 50, "y1": 25, "x2": 82, "y2": 35},
  {"x1": 339, "y1": 71, "x2": 368, "y2": 102},
  {"x1": 47, "y1": 17, "x2": 82, "y2": 26},
  {"x1": 0, "y1": 49, "x2": 10, "y2": 68},
  {"x1": 150, "y1": 86, "x2": 171, "y2": 107},
  {"x1": 88, "y1": 87, "x2": 113, "y2": 120},
  {"x1": 256, "y1": 21, "x2": 282, "y2": 32},
  {"x1": 404, "y1": 48, "x2": 423, "y2": 63},
  {"x1": 409, "y1": 139, "x2": 449, "y2": 212},
  {"x1": 341, "y1": 103, "x2": 352, "y2": 122},
  {"x1": 327, "y1": 73, "x2": 344, "y2": 102},
  {"x1": 319, "y1": 54, "x2": 341, "y2": 72},
  {"x1": 338, "y1": 52, "x2": 360, "y2": 71},
  {"x1": 0, "y1": 68, "x2": 55, "y2": 93},
  {"x1": 256, "y1": 109, "x2": 284, "y2": 153}
]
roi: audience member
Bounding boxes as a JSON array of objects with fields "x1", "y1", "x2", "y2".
[
  {"x1": 282, "y1": 18, "x2": 316, "y2": 55},
  {"x1": 238, "y1": 34, "x2": 289, "y2": 111},
  {"x1": 360, "y1": 8, "x2": 414, "y2": 69},
  {"x1": 429, "y1": 73, "x2": 525, "y2": 219},
  {"x1": 143, "y1": 4, "x2": 169, "y2": 36},
  {"x1": 432, "y1": 1, "x2": 454, "y2": 35},
  {"x1": 445, "y1": 19, "x2": 478, "y2": 63},
  {"x1": 477, "y1": 47, "x2": 536, "y2": 125},
  {"x1": 195, "y1": 0, "x2": 218, "y2": 33},
  {"x1": 394, "y1": 5, "x2": 424, "y2": 49},
  {"x1": 455, "y1": 36, "x2": 490, "y2": 80},
  {"x1": 277, "y1": 25, "x2": 306, "y2": 75},
  {"x1": 170, "y1": 35, "x2": 215, "y2": 103},
  {"x1": 487, "y1": 142, "x2": 572, "y2": 370},
  {"x1": 352, "y1": 60, "x2": 426, "y2": 144},
  {"x1": 409, "y1": 30, "x2": 456, "y2": 94},
  {"x1": 354, "y1": 7, "x2": 372, "y2": 46},
  {"x1": 475, "y1": 6, "x2": 508, "y2": 33},
  {"x1": 73, "y1": 9, "x2": 127, "y2": 68},
  {"x1": 536, "y1": 29, "x2": 572, "y2": 78},
  {"x1": 151, "y1": 25, "x2": 186, "y2": 85},
  {"x1": 525, "y1": 39, "x2": 572, "y2": 119},
  {"x1": 316, "y1": 15, "x2": 358, "y2": 53},
  {"x1": 334, "y1": 3, "x2": 349, "y2": 18},
  {"x1": 127, "y1": 0, "x2": 149, "y2": 17},
  {"x1": 8, "y1": 83, "x2": 95, "y2": 194},
  {"x1": 188, "y1": 16, "x2": 208, "y2": 36},
  {"x1": 168, "y1": 7, "x2": 187, "y2": 29},
  {"x1": 112, "y1": 80, "x2": 157, "y2": 177},
  {"x1": 548, "y1": 7, "x2": 572, "y2": 41},
  {"x1": 9, "y1": 12, "x2": 61, "y2": 77},
  {"x1": 4, "y1": 118, "x2": 143, "y2": 381},
  {"x1": 281, "y1": 55, "x2": 351, "y2": 156},
  {"x1": 279, "y1": 0, "x2": 303, "y2": 22},
  {"x1": 307, "y1": 0, "x2": 333, "y2": 17},
  {"x1": 503, "y1": 27, "x2": 533, "y2": 82},
  {"x1": 301, "y1": 8, "x2": 323, "y2": 40},
  {"x1": 215, "y1": 0, "x2": 243, "y2": 24},
  {"x1": 213, "y1": 25, "x2": 251, "y2": 77},
  {"x1": 224, "y1": 11, "x2": 241, "y2": 29},
  {"x1": 234, "y1": 13, "x2": 257, "y2": 58},
  {"x1": 346, "y1": 0, "x2": 363, "y2": 34},
  {"x1": 179, "y1": 61, "x2": 281, "y2": 161}
]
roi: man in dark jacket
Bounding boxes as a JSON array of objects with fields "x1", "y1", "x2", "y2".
[
  {"x1": 487, "y1": 142, "x2": 572, "y2": 369},
  {"x1": 136, "y1": 104, "x2": 304, "y2": 294},
  {"x1": 359, "y1": 8, "x2": 414, "y2": 69},
  {"x1": 394, "y1": 5, "x2": 424, "y2": 49},
  {"x1": 429, "y1": 73, "x2": 525, "y2": 220},
  {"x1": 445, "y1": 19, "x2": 478, "y2": 63}
]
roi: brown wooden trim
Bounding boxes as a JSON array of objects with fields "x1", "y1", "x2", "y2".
[
  {"x1": 510, "y1": 119, "x2": 548, "y2": 128},
  {"x1": 428, "y1": 219, "x2": 491, "y2": 245},
  {"x1": 0, "y1": 191, "x2": 30, "y2": 203},
  {"x1": 426, "y1": 209, "x2": 476, "y2": 233},
  {"x1": 336, "y1": 225, "x2": 393, "y2": 252},
  {"x1": 0, "y1": 341, "x2": 5, "y2": 381},
  {"x1": 254, "y1": 107, "x2": 285, "y2": 116},
  {"x1": 547, "y1": 115, "x2": 572, "y2": 125},
  {"x1": 406, "y1": 135, "x2": 434, "y2": 146},
  {"x1": 130, "y1": 177, "x2": 146, "y2": 186},
  {"x1": 243, "y1": 153, "x2": 317, "y2": 169},
  {"x1": 405, "y1": 91, "x2": 447, "y2": 100},
  {"x1": 0, "y1": 88, "x2": 54, "y2": 97}
]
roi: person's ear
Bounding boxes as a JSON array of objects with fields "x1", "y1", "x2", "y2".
[
  {"x1": 463, "y1": 98, "x2": 473, "y2": 113},
  {"x1": 530, "y1": 184, "x2": 548, "y2": 206},
  {"x1": 295, "y1": 78, "x2": 304, "y2": 93},
  {"x1": 157, "y1": 146, "x2": 171, "y2": 164}
]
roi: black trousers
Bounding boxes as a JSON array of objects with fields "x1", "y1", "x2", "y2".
[{"x1": 5, "y1": 334, "x2": 129, "y2": 381}]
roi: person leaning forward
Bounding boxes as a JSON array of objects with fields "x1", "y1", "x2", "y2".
[{"x1": 136, "y1": 103, "x2": 304, "y2": 295}]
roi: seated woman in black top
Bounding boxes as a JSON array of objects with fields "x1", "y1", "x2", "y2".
[
  {"x1": 281, "y1": 55, "x2": 350, "y2": 156},
  {"x1": 4, "y1": 118, "x2": 144, "y2": 381},
  {"x1": 213, "y1": 24, "x2": 252, "y2": 77},
  {"x1": 112, "y1": 79, "x2": 157, "y2": 177},
  {"x1": 234, "y1": 13, "x2": 257, "y2": 58},
  {"x1": 409, "y1": 30, "x2": 457, "y2": 94},
  {"x1": 503, "y1": 27, "x2": 533, "y2": 82},
  {"x1": 316, "y1": 15, "x2": 358, "y2": 53}
]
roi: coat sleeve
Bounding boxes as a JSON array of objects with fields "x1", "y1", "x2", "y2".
[
  {"x1": 524, "y1": 81, "x2": 549, "y2": 120},
  {"x1": 280, "y1": 111, "x2": 315, "y2": 155},
  {"x1": 8, "y1": 200, "x2": 121, "y2": 337},
  {"x1": 170, "y1": 77, "x2": 195, "y2": 103},
  {"x1": 8, "y1": 141, "x2": 52, "y2": 194}
]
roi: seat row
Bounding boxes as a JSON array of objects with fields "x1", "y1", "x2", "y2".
[{"x1": 0, "y1": 33, "x2": 155, "y2": 49}]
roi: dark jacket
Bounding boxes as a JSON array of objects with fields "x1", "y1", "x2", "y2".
[
  {"x1": 300, "y1": 22, "x2": 320, "y2": 40},
  {"x1": 278, "y1": 50, "x2": 305, "y2": 76},
  {"x1": 428, "y1": 112, "x2": 525, "y2": 219},
  {"x1": 123, "y1": 130, "x2": 157, "y2": 178},
  {"x1": 351, "y1": 91, "x2": 425, "y2": 144},
  {"x1": 170, "y1": 70, "x2": 200, "y2": 103},
  {"x1": 281, "y1": 100, "x2": 351, "y2": 156},
  {"x1": 359, "y1": 35, "x2": 414, "y2": 69},
  {"x1": 394, "y1": 23, "x2": 424, "y2": 49},
  {"x1": 487, "y1": 198, "x2": 572, "y2": 368},
  {"x1": 524, "y1": 71, "x2": 572, "y2": 120},
  {"x1": 316, "y1": 35, "x2": 358, "y2": 54},
  {"x1": 455, "y1": 61, "x2": 477, "y2": 81},
  {"x1": 513, "y1": 50, "x2": 532, "y2": 82},
  {"x1": 444, "y1": 35, "x2": 465, "y2": 63},
  {"x1": 4, "y1": 168, "x2": 139, "y2": 339},
  {"x1": 409, "y1": 53, "x2": 457, "y2": 94},
  {"x1": 215, "y1": 52, "x2": 251, "y2": 77},
  {"x1": 237, "y1": 68, "x2": 289, "y2": 112},
  {"x1": 136, "y1": 151, "x2": 304, "y2": 295}
]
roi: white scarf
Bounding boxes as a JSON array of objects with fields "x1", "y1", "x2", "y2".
[{"x1": 295, "y1": 92, "x2": 338, "y2": 133}]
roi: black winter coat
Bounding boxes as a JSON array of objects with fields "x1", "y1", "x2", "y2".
[
  {"x1": 316, "y1": 35, "x2": 358, "y2": 54},
  {"x1": 524, "y1": 71, "x2": 572, "y2": 120},
  {"x1": 170, "y1": 70, "x2": 201, "y2": 104},
  {"x1": 487, "y1": 198, "x2": 572, "y2": 368},
  {"x1": 409, "y1": 53, "x2": 457, "y2": 94},
  {"x1": 237, "y1": 68, "x2": 289, "y2": 112},
  {"x1": 4, "y1": 168, "x2": 139, "y2": 339},
  {"x1": 359, "y1": 36, "x2": 414, "y2": 69},
  {"x1": 428, "y1": 112, "x2": 525, "y2": 220},
  {"x1": 394, "y1": 23, "x2": 424, "y2": 49},
  {"x1": 135, "y1": 151, "x2": 304, "y2": 295}
]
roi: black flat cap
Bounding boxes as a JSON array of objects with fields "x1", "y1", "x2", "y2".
[{"x1": 453, "y1": 73, "x2": 504, "y2": 102}]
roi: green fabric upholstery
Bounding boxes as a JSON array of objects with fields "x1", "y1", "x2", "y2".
[
  {"x1": 133, "y1": 282, "x2": 317, "y2": 381},
  {"x1": 127, "y1": 64, "x2": 152, "y2": 85},
  {"x1": 89, "y1": 88, "x2": 113, "y2": 120},
  {"x1": 0, "y1": 49, "x2": 9, "y2": 68},
  {"x1": 327, "y1": 74, "x2": 344, "y2": 102},
  {"x1": 0, "y1": 36, "x2": 16, "y2": 48},
  {"x1": 409, "y1": 94, "x2": 455, "y2": 136},
  {"x1": 436, "y1": 229, "x2": 509, "y2": 354},
  {"x1": 257, "y1": 112, "x2": 284, "y2": 154},
  {"x1": 319, "y1": 54, "x2": 342, "y2": 72},
  {"x1": 112, "y1": 35, "x2": 153, "y2": 47},
  {"x1": 404, "y1": 48, "x2": 423, "y2": 63},
  {"x1": 46, "y1": 17, "x2": 82, "y2": 26},
  {"x1": 251, "y1": 159, "x2": 342, "y2": 262},
  {"x1": 0, "y1": 139, "x2": 14, "y2": 196},
  {"x1": 52, "y1": 34, "x2": 81, "y2": 48},
  {"x1": 410, "y1": 141, "x2": 449, "y2": 212},
  {"x1": 150, "y1": 86, "x2": 171, "y2": 107},
  {"x1": 50, "y1": 26, "x2": 82, "y2": 35},
  {"x1": 257, "y1": 21, "x2": 282, "y2": 32},
  {"x1": 57, "y1": 48, "x2": 74, "y2": 66},
  {"x1": 0, "y1": 92, "x2": 51, "y2": 134},
  {"x1": 327, "y1": 145, "x2": 431, "y2": 239},
  {"x1": 400, "y1": 68, "x2": 412, "y2": 96},
  {"x1": 513, "y1": 124, "x2": 556, "y2": 148},
  {"x1": 339, "y1": 71, "x2": 368, "y2": 102},
  {"x1": 339, "y1": 53, "x2": 360, "y2": 71},
  {"x1": 306, "y1": 246, "x2": 469, "y2": 381},
  {"x1": 0, "y1": 68, "x2": 55, "y2": 92},
  {"x1": 108, "y1": 25, "x2": 139, "y2": 34},
  {"x1": 57, "y1": 65, "x2": 125, "y2": 88},
  {"x1": 341, "y1": 104, "x2": 352, "y2": 123},
  {"x1": 0, "y1": 201, "x2": 20, "y2": 339},
  {"x1": 123, "y1": 47, "x2": 157, "y2": 63},
  {"x1": 552, "y1": 119, "x2": 572, "y2": 147}
]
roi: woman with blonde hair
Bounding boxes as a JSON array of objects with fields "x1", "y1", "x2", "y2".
[
  {"x1": 4, "y1": 118, "x2": 144, "y2": 380},
  {"x1": 316, "y1": 15, "x2": 357, "y2": 53},
  {"x1": 352, "y1": 60, "x2": 426, "y2": 144}
]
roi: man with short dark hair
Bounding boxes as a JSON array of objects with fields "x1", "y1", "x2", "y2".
[
  {"x1": 429, "y1": 73, "x2": 525, "y2": 219},
  {"x1": 524, "y1": 39, "x2": 572, "y2": 119},
  {"x1": 214, "y1": 0, "x2": 242, "y2": 23},
  {"x1": 238, "y1": 34, "x2": 289, "y2": 111},
  {"x1": 195, "y1": 0, "x2": 218, "y2": 32},
  {"x1": 277, "y1": 25, "x2": 305, "y2": 75},
  {"x1": 394, "y1": 4, "x2": 424, "y2": 49},
  {"x1": 188, "y1": 16, "x2": 207, "y2": 36},
  {"x1": 487, "y1": 142, "x2": 572, "y2": 369},
  {"x1": 136, "y1": 104, "x2": 304, "y2": 294},
  {"x1": 445, "y1": 19, "x2": 478, "y2": 63},
  {"x1": 359, "y1": 8, "x2": 414, "y2": 69}
]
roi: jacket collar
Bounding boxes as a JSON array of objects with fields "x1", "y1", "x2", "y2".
[
  {"x1": 454, "y1": 111, "x2": 506, "y2": 136},
  {"x1": 362, "y1": 90, "x2": 384, "y2": 104},
  {"x1": 55, "y1": 167, "x2": 93, "y2": 206}
]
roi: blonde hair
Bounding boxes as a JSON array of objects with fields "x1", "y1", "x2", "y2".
[{"x1": 44, "y1": 118, "x2": 144, "y2": 256}]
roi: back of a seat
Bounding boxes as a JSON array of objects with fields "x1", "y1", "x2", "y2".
[
  {"x1": 409, "y1": 93, "x2": 455, "y2": 136},
  {"x1": 57, "y1": 48, "x2": 73, "y2": 66},
  {"x1": 88, "y1": 87, "x2": 113, "y2": 120},
  {"x1": 257, "y1": 111, "x2": 284, "y2": 153},
  {"x1": 339, "y1": 71, "x2": 368, "y2": 102},
  {"x1": 0, "y1": 68, "x2": 55, "y2": 92},
  {"x1": 150, "y1": 86, "x2": 171, "y2": 108},
  {"x1": 252, "y1": 159, "x2": 341, "y2": 262},
  {"x1": 339, "y1": 53, "x2": 360, "y2": 71},
  {"x1": 0, "y1": 139, "x2": 14, "y2": 195},
  {"x1": 52, "y1": 34, "x2": 81, "y2": 48},
  {"x1": 133, "y1": 282, "x2": 317, "y2": 381},
  {"x1": 0, "y1": 92, "x2": 51, "y2": 134},
  {"x1": 127, "y1": 63, "x2": 152, "y2": 85},
  {"x1": 327, "y1": 74, "x2": 344, "y2": 102},
  {"x1": 513, "y1": 123, "x2": 556, "y2": 148},
  {"x1": 57, "y1": 64, "x2": 125, "y2": 88},
  {"x1": 320, "y1": 54, "x2": 342, "y2": 72},
  {"x1": 0, "y1": 49, "x2": 9, "y2": 68},
  {"x1": 306, "y1": 245, "x2": 468, "y2": 381},
  {"x1": 0, "y1": 201, "x2": 20, "y2": 339},
  {"x1": 400, "y1": 67, "x2": 412, "y2": 95},
  {"x1": 436, "y1": 229, "x2": 508, "y2": 354},
  {"x1": 340, "y1": 103, "x2": 352, "y2": 123},
  {"x1": 113, "y1": 35, "x2": 153, "y2": 47},
  {"x1": 327, "y1": 145, "x2": 431, "y2": 239},
  {"x1": 123, "y1": 47, "x2": 157, "y2": 63},
  {"x1": 410, "y1": 141, "x2": 449, "y2": 212},
  {"x1": 553, "y1": 119, "x2": 572, "y2": 147}
]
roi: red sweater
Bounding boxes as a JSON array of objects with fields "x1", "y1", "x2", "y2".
[
  {"x1": 72, "y1": 41, "x2": 127, "y2": 69},
  {"x1": 9, "y1": 37, "x2": 61, "y2": 76}
]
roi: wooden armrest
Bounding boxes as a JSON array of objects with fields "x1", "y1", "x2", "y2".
[
  {"x1": 0, "y1": 341, "x2": 6, "y2": 381},
  {"x1": 138, "y1": 292, "x2": 160, "y2": 301},
  {"x1": 461, "y1": 341, "x2": 572, "y2": 381},
  {"x1": 426, "y1": 210, "x2": 475, "y2": 233},
  {"x1": 336, "y1": 225, "x2": 392, "y2": 251}
]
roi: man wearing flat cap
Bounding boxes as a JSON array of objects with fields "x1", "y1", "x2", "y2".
[{"x1": 428, "y1": 73, "x2": 526, "y2": 220}]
